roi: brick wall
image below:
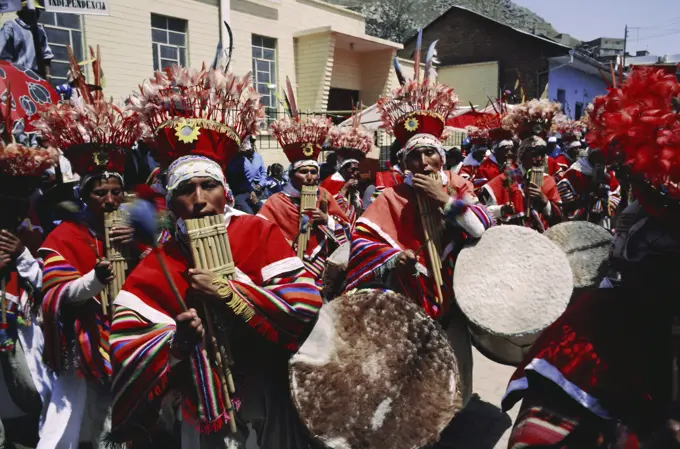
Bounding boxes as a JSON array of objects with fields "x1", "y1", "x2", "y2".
[{"x1": 400, "y1": 7, "x2": 569, "y2": 100}]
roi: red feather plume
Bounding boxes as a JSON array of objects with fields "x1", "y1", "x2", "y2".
[{"x1": 586, "y1": 66, "x2": 680, "y2": 200}]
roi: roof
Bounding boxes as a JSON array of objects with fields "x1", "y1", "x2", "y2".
[
  {"x1": 403, "y1": 5, "x2": 572, "y2": 50},
  {"x1": 548, "y1": 51, "x2": 609, "y2": 77}
]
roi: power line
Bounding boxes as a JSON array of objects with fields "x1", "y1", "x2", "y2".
[{"x1": 637, "y1": 29, "x2": 680, "y2": 40}]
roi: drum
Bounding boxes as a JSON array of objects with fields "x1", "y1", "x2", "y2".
[
  {"x1": 321, "y1": 242, "x2": 350, "y2": 301},
  {"x1": 454, "y1": 225, "x2": 573, "y2": 366},
  {"x1": 290, "y1": 290, "x2": 466, "y2": 449},
  {"x1": 544, "y1": 221, "x2": 612, "y2": 289}
]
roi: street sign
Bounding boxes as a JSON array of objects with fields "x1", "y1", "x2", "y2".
[{"x1": 44, "y1": 0, "x2": 109, "y2": 15}]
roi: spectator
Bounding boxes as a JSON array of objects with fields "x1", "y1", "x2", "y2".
[
  {"x1": 0, "y1": 1, "x2": 53, "y2": 79},
  {"x1": 123, "y1": 140, "x2": 159, "y2": 190},
  {"x1": 319, "y1": 152, "x2": 338, "y2": 182},
  {"x1": 261, "y1": 163, "x2": 285, "y2": 200},
  {"x1": 225, "y1": 134, "x2": 265, "y2": 214}
]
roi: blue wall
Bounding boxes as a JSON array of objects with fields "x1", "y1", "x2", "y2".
[{"x1": 547, "y1": 61, "x2": 608, "y2": 120}]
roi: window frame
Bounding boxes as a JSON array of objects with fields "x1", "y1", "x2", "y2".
[
  {"x1": 39, "y1": 11, "x2": 84, "y2": 87},
  {"x1": 251, "y1": 34, "x2": 277, "y2": 128},
  {"x1": 150, "y1": 13, "x2": 188, "y2": 71}
]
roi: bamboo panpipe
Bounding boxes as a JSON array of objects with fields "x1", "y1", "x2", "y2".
[
  {"x1": 185, "y1": 214, "x2": 237, "y2": 433},
  {"x1": 297, "y1": 185, "x2": 318, "y2": 260},
  {"x1": 525, "y1": 167, "x2": 545, "y2": 216},
  {"x1": 102, "y1": 209, "x2": 131, "y2": 317},
  {"x1": 416, "y1": 173, "x2": 445, "y2": 306}
]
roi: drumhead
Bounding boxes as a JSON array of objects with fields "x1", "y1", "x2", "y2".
[
  {"x1": 290, "y1": 291, "x2": 463, "y2": 449},
  {"x1": 544, "y1": 221, "x2": 612, "y2": 289},
  {"x1": 454, "y1": 225, "x2": 573, "y2": 338}
]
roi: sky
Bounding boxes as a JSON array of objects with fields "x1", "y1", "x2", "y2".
[{"x1": 512, "y1": 0, "x2": 680, "y2": 56}]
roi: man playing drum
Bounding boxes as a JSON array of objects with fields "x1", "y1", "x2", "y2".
[
  {"x1": 109, "y1": 66, "x2": 323, "y2": 449},
  {"x1": 501, "y1": 67, "x2": 680, "y2": 449}
]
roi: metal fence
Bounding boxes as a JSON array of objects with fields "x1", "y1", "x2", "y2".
[{"x1": 255, "y1": 109, "x2": 468, "y2": 169}]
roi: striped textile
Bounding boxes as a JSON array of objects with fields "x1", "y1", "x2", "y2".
[
  {"x1": 39, "y1": 221, "x2": 111, "y2": 381},
  {"x1": 345, "y1": 172, "x2": 492, "y2": 320},
  {"x1": 258, "y1": 187, "x2": 350, "y2": 287},
  {"x1": 109, "y1": 213, "x2": 322, "y2": 443},
  {"x1": 557, "y1": 168, "x2": 622, "y2": 222}
]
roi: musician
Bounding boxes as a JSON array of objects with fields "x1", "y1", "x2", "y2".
[
  {"x1": 475, "y1": 139, "x2": 516, "y2": 189},
  {"x1": 346, "y1": 131, "x2": 492, "y2": 319},
  {"x1": 109, "y1": 66, "x2": 323, "y2": 448},
  {"x1": 374, "y1": 139, "x2": 404, "y2": 198},
  {"x1": 557, "y1": 148, "x2": 621, "y2": 227},
  {"x1": 554, "y1": 140, "x2": 582, "y2": 177},
  {"x1": 458, "y1": 143, "x2": 488, "y2": 186},
  {"x1": 259, "y1": 110, "x2": 350, "y2": 286},
  {"x1": 33, "y1": 73, "x2": 142, "y2": 449},
  {"x1": 0, "y1": 142, "x2": 58, "y2": 449},
  {"x1": 502, "y1": 66, "x2": 680, "y2": 449},
  {"x1": 480, "y1": 136, "x2": 563, "y2": 231},
  {"x1": 321, "y1": 122, "x2": 374, "y2": 229}
]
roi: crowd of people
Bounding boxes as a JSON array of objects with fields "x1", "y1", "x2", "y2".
[{"x1": 0, "y1": 22, "x2": 678, "y2": 449}]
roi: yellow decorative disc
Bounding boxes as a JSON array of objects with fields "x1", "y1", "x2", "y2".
[
  {"x1": 93, "y1": 151, "x2": 109, "y2": 167},
  {"x1": 404, "y1": 117, "x2": 419, "y2": 132},
  {"x1": 302, "y1": 143, "x2": 315, "y2": 157},
  {"x1": 175, "y1": 119, "x2": 201, "y2": 144}
]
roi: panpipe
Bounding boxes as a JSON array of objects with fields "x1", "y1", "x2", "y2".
[
  {"x1": 525, "y1": 166, "x2": 545, "y2": 216},
  {"x1": 416, "y1": 173, "x2": 445, "y2": 306},
  {"x1": 101, "y1": 208, "x2": 131, "y2": 316},
  {"x1": 185, "y1": 214, "x2": 237, "y2": 433},
  {"x1": 297, "y1": 185, "x2": 318, "y2": 260}
]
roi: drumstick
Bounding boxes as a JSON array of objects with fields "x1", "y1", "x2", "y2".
[{"x1": 414, "y1": 239, "x2": 431, "y2": 258}]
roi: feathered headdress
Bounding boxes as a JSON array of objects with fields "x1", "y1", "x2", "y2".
[
  {"x1": 270, "y1": 76, "x2": 332, "y2": 169},
  {"x1": 131, "y1": 65, "x2": 263, "y2": 172},
  {"x1": 378, "y1": 34, "x2": 458, "y2": 146},
  {"x1": 327, "y1": 108, "x2": 373, "y2": 165},
  {"x1": 465, "y1": 113, "x2": 511, "y2": 146},
  {"x1": 501, "y1": 99, "x2": 564, "y2": 140},
  {"x1": 586, "y1": 66, "x2": 680, "y2": 213},
  {"x1": 33, "y1": 46, "x2": 140, "y2": 178},
  {"x1": 552, "y1": 116, "x2": 587, "y2": 143}
]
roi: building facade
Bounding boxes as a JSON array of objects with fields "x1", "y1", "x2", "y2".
[
  {"x1": 400, "y1": 5, "x2": 571, "y2": 105},
  {"x1": 3, "y1": 0, "x2": 402, "y2": 165},
  {"x1": 547, "y1": 54, "x2": 608, "y2": 120}
]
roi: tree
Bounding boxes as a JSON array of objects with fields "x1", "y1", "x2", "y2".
[{"x1": 360, "y1": 0, "x2": 420, "y2": 43}]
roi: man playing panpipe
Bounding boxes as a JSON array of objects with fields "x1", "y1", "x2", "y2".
[
  {"x1": 0, "y1": 130, "x2": 59, "y2": 449},
  {"x1": 501, "y1": 67, "x2": 680, "y2": 449},
  {"x1": 33, "y1": 70, "x2": 142, "y2": 449},
  {"x1": 345, "y1": 47, "x2": 493, "y2": 321},
  {"x1": 109, "y1": 66, "x2": 323, "y2": 449},
  {"x1": 481, "y1": 136, "x2": 563, "y2": 232},
  {"x1": 462, "y1": 113, "x2": 515, "y2": 190},
  {"x1": 259, "y1": 83, "x2": 350, "y2": 286},
  {"x1": 321, "y1": 118, "x2": 374, "y2": 230}
]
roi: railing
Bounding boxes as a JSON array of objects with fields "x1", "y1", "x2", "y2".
[{"x1": 256, "y1": 109, "x2": 468, "y2": 169}]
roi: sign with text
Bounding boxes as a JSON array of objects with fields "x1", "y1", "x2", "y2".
[
  {"x1": 44, "y1": 0, "x2": 108, "y2": 15},
  {"x1": 0, "y1": 0, "x2": 21, "y2": 13}
]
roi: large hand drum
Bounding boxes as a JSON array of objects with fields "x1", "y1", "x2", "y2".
[
  {"x1": 290, "y1": 291, "x2": 464, "y2": 449},
  {"x1": 454, "y1": 225, "x2": 573, "y2": 366},
  {"x1": 544, "y1": 221, "x2": 612, "y2": 289}
]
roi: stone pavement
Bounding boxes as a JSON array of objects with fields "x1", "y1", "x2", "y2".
[{"x1": 437, "y1": 347, "x2": 519, "y2": 449}]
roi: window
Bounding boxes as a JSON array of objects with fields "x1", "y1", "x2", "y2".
[
  {"x1": 252, "y1": 35, "x2": 277, "y2": 125},
  {"x1": 39, "y1": 12, "x2": 83, "y2": 87},
  {"x1": 575, "y1": 102, "x2": 584, "y2": 120},
  {"x1": 151, "y1": 14, "x2": 187, "y2": 71},
  {"x1": 556, "y1": 89, "x2": 566, "y2": 105}
]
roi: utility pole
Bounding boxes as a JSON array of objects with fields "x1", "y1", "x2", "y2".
[{"x1": 622, "y1": 24, "x2": 629, "y2": 70}]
